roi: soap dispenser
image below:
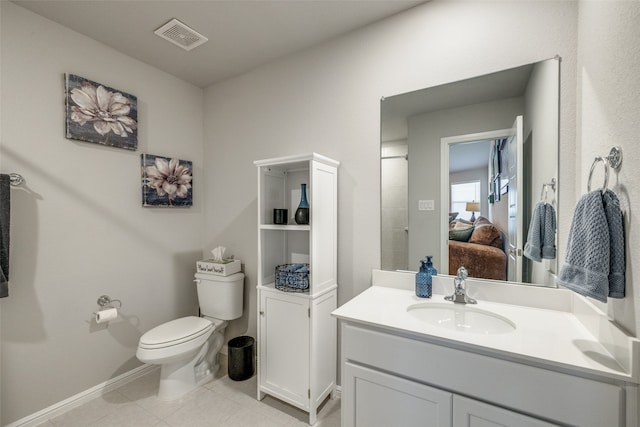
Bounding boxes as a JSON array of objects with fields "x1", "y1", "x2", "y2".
[{"x1": 415, "y1": 256, "x2": 437, "y2": 298}]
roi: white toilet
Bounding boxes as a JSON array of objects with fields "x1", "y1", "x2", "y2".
[{"x1": 136, "y1": 272, "x2": 244, "y2": 400}]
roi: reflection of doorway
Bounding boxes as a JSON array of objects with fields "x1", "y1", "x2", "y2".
[
  {"x1": 440, "y1": 128, "x2": 513, "y2": 277},
  {"x1": 381, "y1": 142, "x2": 408, "y2": 271}
]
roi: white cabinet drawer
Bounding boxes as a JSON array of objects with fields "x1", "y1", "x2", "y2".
[
  {"x1": 453, "y1": 395, "x2": 560, "y2": 427},
  {"x1": 343, "y1": 362, "x2": 452, "y2": 427}
]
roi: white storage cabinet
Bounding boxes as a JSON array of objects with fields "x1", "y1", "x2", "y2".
[{"x1": 254, "y1": 153, "x2": 339, "y2": 425}]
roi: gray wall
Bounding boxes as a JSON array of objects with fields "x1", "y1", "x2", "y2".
[
  {"x1": 0, "y1": 2, "x2": 204, "y2": 423},
  {"x1": 576, "y1": 1, "x2": 640, "y2": 336},
  {"x1": 524, "y1": 59, "x2": 560, "y2": 284},
  {"x1": 202, "y1": 2, "x2": 578, "y2": 345},
  {"x1": 8, "y1": 0, "x2": 640, "y2": 423}
]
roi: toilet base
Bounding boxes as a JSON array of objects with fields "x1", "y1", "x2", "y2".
[
  {"x1": 157, "y1": 358, "x2": 216, "y2": 400},
  {"x1": 156, "y1": 323, "x2": 227, "y2": 400}
]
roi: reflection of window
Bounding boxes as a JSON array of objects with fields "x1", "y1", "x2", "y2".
[{"x1": 451, "y1": 181, "x2": 481, "y2": 220}]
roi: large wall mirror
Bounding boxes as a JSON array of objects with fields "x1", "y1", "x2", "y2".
[{"x1": 381, "y1": 57, "x2": 560, "y2": 287}]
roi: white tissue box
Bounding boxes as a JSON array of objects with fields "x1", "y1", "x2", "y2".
[{"x1": 196, "y1": 259, "x2": 241, "y2": 276}]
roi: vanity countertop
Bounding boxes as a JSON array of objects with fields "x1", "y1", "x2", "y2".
[{"x1": 333, "y1": 273, "x2": 639, "y2": 384}]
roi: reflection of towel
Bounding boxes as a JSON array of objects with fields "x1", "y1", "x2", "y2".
[
  {"x1": 542, "y1": 203, "x2": 556, "y2": 260},
  {"x1": 524, "y1": 202, "x2": 556, "y2": 262},
  {"x1": 556, "y1": 190, "x2": 625, "y2": 302},
  {"x1": 0, "y1": 174, "x2": 10, "y2": 298}
]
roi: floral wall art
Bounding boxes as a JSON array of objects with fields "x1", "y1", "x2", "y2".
[
  {"x1": 65, "y1": 74, "x2": 138, "y2": 150},
  {"x1": 141, "y1": 154, "x2": 193, "y2": 207}
]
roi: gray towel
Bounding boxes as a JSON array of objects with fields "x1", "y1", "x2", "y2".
[
  {"x1": 556, "y1": 190, "x2": 625, "y2": 302},
  {"x1": 524, "y1": 202, "x2": 545, "y2": 262},
  {"x1": 0, "y1": 174, "x2": 10, "y2": 298},
  {"x1": 524, "y1": 202, "x2": 556, "y2": 262},
  {"x1": 542, "y1": 203, "x2": 556, "y2": 260},
  {"x1": 602, "y1": 189, "x2": 625, "y2": 298}
]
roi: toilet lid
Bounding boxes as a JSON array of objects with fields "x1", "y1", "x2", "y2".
[{"x1": 139, "y1": 316, "x2": 213, "y2": 349}]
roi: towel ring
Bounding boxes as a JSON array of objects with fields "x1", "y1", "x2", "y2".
[
  {"x1": 587, "y1": 146, "x2": 622, "y2": 192},
  {"x1": 587, "y1": 156, "x2": 608, "y2": 192}
]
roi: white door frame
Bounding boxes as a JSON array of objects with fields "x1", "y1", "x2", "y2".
[{"x1": 440, "y1": 128, "x2": 511, "y2": 276}]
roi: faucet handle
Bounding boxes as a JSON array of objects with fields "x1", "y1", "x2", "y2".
[{"x1": 456, "y1": 266, "x2": 468, "y2": 280}]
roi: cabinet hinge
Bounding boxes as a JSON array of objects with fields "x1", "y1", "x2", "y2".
[
  {"x1": 308, "y1": 308, "x2": 310, "y2": 318},
  {"x1": 308, "y1": 389, "x2": 311, "y2": 399}
]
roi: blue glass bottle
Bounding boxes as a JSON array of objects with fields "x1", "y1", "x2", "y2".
[
  {"x1": 415, "y1": 256, "x2": 437, "y2": 298},
  {"x1": 295, "y1": 183, "x2": 310, "y2": 225}
]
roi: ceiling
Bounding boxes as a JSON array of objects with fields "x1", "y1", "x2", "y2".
[{"x1": 12, "y1": 0, "x2": 425, "y2": 88}]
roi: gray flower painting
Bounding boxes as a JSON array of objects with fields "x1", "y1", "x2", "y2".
[
  {"x1": 65, "y1": 74, "x2": 138, "y2": 150},
  {"x1": 141, "y1": 154, "x2": 193, "y2": 207}
]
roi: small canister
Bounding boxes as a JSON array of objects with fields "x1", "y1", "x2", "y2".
[{"x1": 273, "y1": 209, "x2": 288, "y2": 225}]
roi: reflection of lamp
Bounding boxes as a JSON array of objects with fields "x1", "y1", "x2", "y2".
[{"x1": 466, "y1": 201, "x2": 480, "y2": 222}]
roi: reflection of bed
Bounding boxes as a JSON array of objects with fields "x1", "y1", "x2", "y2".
[{"x1": 448, "y1": 217, "x2": 507, "y2": 281}]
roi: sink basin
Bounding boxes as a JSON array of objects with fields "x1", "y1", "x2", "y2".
[{"x1": 407, "y1": 302, "x2": 516, "y2": 335}]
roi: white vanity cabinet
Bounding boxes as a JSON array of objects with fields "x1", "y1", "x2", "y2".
[
  {"x1": 340, "y1": 321, "x2": 628, "y2": 427},
  {"x1": 343, "y1": 360, "x2": 558, "y2": 427},
  {"x1": 254, "y1": 153, "x2": 339, "y2": 425}
]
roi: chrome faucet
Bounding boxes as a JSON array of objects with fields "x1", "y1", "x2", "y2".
[{"x1": 445, "y1": 266, "x2": 477, "y2": 304}]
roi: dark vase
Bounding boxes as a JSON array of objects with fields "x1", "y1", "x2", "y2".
[{"x1": 295, "y1": 183, "x2": 310, "y2": 225}]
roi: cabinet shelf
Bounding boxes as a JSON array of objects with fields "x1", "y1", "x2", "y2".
[{"x1": 259, "y1": 224, "x2": 310, "y2": 231}]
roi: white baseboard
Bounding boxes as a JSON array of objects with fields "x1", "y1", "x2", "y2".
[
  {"x1": 5, "y1": 364, "x2": 157, "y2": 427},
  {"x1": 333, "y1": 385, "x2": 342, "y2": 399}
]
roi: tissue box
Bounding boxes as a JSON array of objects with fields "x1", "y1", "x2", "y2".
[{"x1": 196, "y1": 259, "x2": 241, "y2": 276}]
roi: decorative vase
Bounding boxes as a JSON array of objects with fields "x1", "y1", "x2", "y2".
[{"x1": 295, "y1": 183, "x2": 309, "y2": 225}]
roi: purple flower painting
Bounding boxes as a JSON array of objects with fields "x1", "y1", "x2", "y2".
[
  {"x1": 141, "y1": 154, "x2": 193, "y2": 207},
  {"x1": 65, "y1": 74, "x2": 138, "y2": 150}
]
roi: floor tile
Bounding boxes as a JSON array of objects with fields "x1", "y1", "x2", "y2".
[
  {"x1": 163, "y1": 388, "x2": 244, "y2": 427},
  {"x1": 40, "y1": 366, "x2": 340, "y2": 427},
  {"x1": 49, "y1": 391, "x2": 131, "y2": 427}
]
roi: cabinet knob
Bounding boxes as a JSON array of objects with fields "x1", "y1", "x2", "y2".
[{"x1": 260, "y1": 311, "x2": 264, "y2": 316}]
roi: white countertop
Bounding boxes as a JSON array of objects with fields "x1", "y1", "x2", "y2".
[{"x1": 333, "y1": 278, "x2": 639, "y2": 384}]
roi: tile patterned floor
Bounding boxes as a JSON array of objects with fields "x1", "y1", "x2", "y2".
[{"x1": 35, "y1": 362, "x2": 341, "y2": 427}]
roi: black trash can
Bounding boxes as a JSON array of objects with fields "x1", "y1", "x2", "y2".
[{"x1": 228, "y1": 336, "x2": 255, "y2": 381}]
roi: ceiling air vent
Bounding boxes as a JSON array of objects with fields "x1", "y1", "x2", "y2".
[{"x1": 154, "y1": 18, "x2": 208, "y2": 51}]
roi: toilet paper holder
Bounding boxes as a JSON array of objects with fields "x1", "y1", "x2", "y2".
[{"x1": 96, "y1": 295, "x2": 122, "y2": 309}]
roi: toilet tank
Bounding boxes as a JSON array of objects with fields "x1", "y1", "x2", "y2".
[{"x1": 195, "y1": 272, "x2": 244, "y2": 320}]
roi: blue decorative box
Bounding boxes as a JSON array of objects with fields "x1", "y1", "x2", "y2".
[{"x1": 275, "y1": 264, "x2": 309, "y2": 292}]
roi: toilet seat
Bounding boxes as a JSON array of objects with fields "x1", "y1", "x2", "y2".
[{"x1": 139, "y1": 316, "x2": 213, "y2": 350}]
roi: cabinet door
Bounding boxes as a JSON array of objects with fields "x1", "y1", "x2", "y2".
[
  {"x1": 453, "y1": 396, "x2": 560, "y2": 427},
  {"x1": 343, "y1": 362, "x2": 452, "y2": 427},
  {"x1": 259, "y1": 291, "x2": 310, "y2": 408}
]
